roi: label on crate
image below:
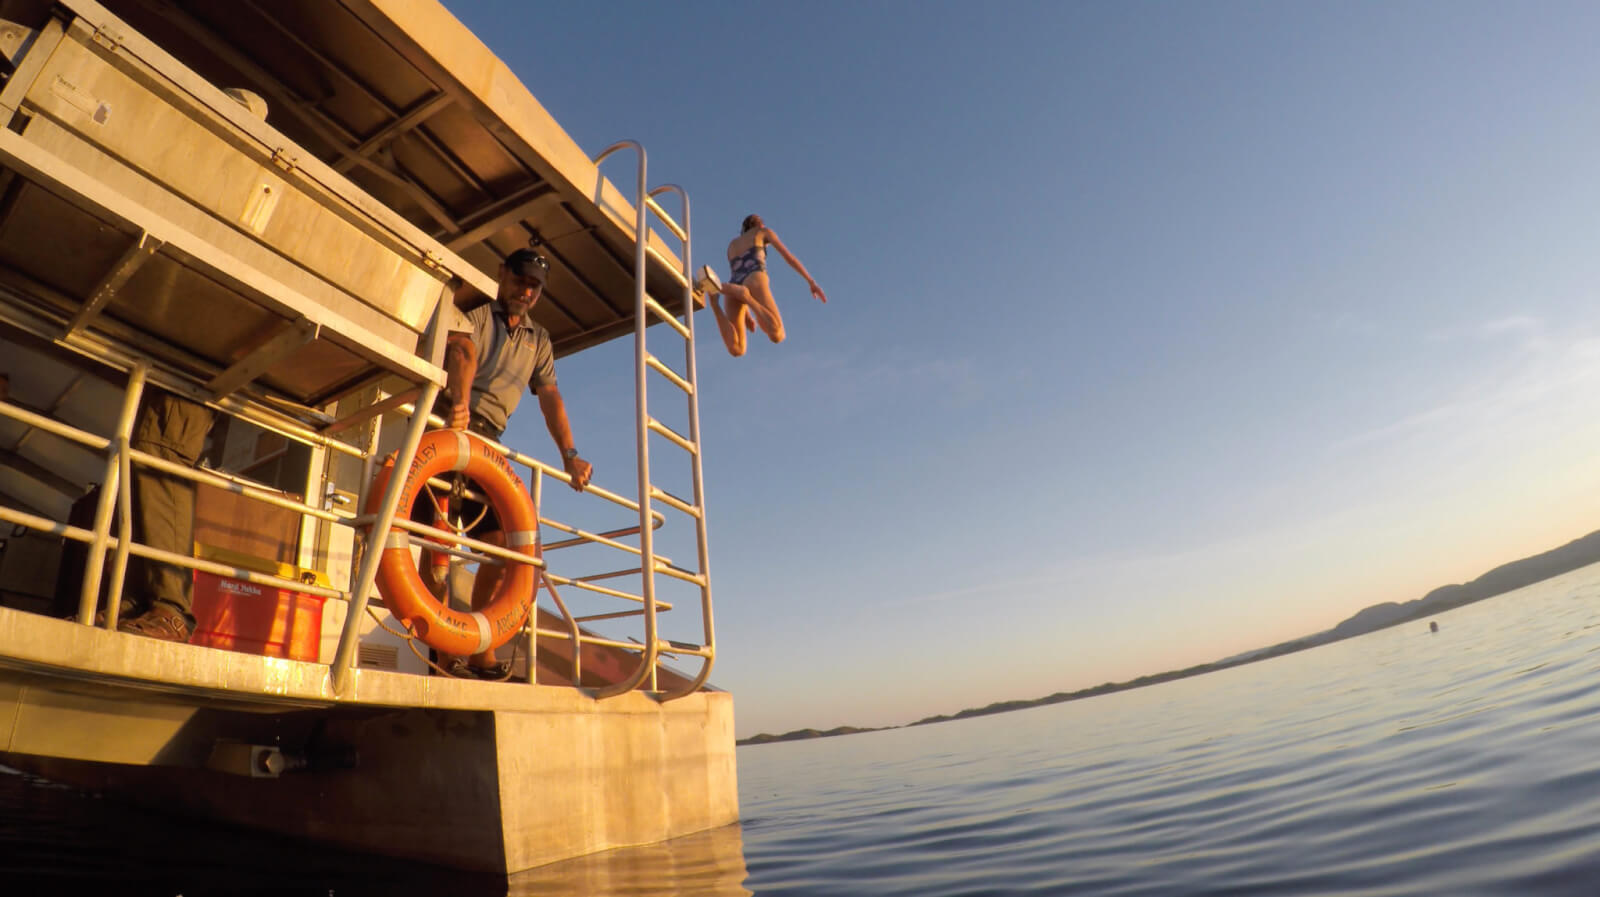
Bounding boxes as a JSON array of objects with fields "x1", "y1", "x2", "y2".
[{"x1": 217, "y1": 577, "x2": 265, "y2": 598}]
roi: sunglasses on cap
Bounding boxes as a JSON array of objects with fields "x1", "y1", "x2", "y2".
[{"x1": 505, "y1": 250, "x2": 549, "y2": 283}]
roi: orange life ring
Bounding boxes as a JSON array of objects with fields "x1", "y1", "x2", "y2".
[{"x1": 365, "y1": 429, "x2": 539, "y2": 657}]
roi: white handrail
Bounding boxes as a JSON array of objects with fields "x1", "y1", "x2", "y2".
[
  {"x1": 590, "y1": 139, "x2": 661, "y2": 699},
  {"x1": 645, "y1": 182, "x2": 716, "y2": 701}
]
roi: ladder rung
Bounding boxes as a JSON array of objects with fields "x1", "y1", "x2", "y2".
[
  {"x1": 643, "y1": 194, "x2": 687, "y2": 241},
  {"x1": 644, "y1": 247, "x2": 695, "y2": 298},
  {"x1": 650, "y1": 486, "x2": 702, "y2": 519},
  {"x1": 654, "y1": 565, "x2": 706, "y2": 587},
  {"x1": 644, "y1": 297, "x2": 690, "y2": 339},
  {"x1": 654, "y1": 559, "x2": 705, "y2": 586},
  {"x1": 646, "y1": 417, "x2": 697, "y2": 455},
  {"x1": 644, "y1": 354, "x2": 694, "y2": 395}
]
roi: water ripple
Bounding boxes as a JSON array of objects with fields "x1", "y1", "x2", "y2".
[{"x1": 742, "y1": 563, "x2": 1600, "y2": 895}]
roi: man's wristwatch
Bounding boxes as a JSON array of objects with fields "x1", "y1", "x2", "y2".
[{"x1": 562, "y1": 447, "x2": 580, "y2": 462}]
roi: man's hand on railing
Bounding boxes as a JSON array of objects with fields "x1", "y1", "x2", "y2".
[{"x1": 564, "y1": 453, "x2": 592, "y2": 492}]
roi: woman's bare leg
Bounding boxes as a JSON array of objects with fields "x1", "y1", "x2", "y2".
[
  {"x1": 710, "y1": 292, "x2": 747, "y2": 357},
  {"x1": 709, "y1": 276, "x2": 784, "y2": 355},
  {"x1": 740, "y1": 272, "x2": 786, "y2": 343}
]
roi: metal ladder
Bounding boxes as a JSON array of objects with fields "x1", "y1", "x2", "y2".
[{"x1": 592, "y1": 140, "x2": 714, "y2": 700}]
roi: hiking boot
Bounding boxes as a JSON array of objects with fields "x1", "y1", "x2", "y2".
[
  {"x1": 469, "y1": 659, "x2": 514, "y2": 681},
  {"x1": 695, "y1": 265, "x2": 721, "y2": 296},
  {"x1": 91, "y1": 600, "x2": 145, "y2": 628},
  {"x1": 117, "y1": 604, "x2": 192, "y2": 643}
]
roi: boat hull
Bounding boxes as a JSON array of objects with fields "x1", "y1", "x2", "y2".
[{"x1": 0, "y1": 609, "x2": 738, "y2": 873}]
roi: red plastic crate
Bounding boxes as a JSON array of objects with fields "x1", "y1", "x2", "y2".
[{"x1": 191, "y1": 569, "x2": 324, "y2": 661}]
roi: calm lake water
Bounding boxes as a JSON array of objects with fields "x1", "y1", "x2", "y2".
[{"x1": 8, "y1": 562, "x2": 1600, "y2": 895}]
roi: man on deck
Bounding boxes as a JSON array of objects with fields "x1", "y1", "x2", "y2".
[{"x1": 430, "y1": 248, "x2": 592, "y2": 678}]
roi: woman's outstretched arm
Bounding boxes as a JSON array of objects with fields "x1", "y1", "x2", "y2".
[{"x1": 765, "y1": 229, "x2": 827, "y2": 303}]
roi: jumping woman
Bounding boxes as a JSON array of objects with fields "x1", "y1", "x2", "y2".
[{"x1": 696, "y1": 214, "x2": 826, "y2": 357}]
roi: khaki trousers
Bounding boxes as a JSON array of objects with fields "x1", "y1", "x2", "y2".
[{"x1": 129, "y1": 392, "x2": 213, "y2": 617}]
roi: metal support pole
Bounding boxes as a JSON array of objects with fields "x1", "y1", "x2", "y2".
[
  {"x1": 543, "y1": 577, "x2": 583, "y2": 686},
  {"x1": 631, "y1": 160, "x2": 653, "y2": 588},
  {"x1": 519, "y1": 465, "x2": 544, "y2": 684},
  {"x1": 104, "y1": 431, "x2": 134, "y2": 626},
  {"x1": 591, "y1": 139, "x2": 658, "y2": 698},
  {"x1": 627, "y1": 140, "x2": 660, "y2": 694},
  {"x1": 330, "y1": 380, "x2": 440, "y2": 693},
  {"x1": 78, "y1": 362, "x2": 146, "y2": 626},
  {"x1": 665, "y1": 188, "x2": 716, "y2": 700},
  {"x1": 355, "y1": 394, "x2": 383, "y2": 543},
  {"x1": 332, "y1": 264, "x2": 453, "y2": 690}
]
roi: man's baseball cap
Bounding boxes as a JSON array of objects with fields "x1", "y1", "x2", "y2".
[{"x1": 505, "y1": 249, "x2": 549, "y2": 284}]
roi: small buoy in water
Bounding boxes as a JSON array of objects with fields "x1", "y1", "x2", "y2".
[{"x1": 1429, "y1": 621, "x2": 1439, "y2": 633}]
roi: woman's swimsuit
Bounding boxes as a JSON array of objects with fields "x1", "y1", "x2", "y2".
[{"x1": 728, "y1": 241, "x2": 766, "y2": 285}]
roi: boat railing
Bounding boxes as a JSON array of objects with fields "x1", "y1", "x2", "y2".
[
  {"x1": 0, "y1": 356, "x2": 712, "y2": 696},
  {"x1": 371, "y1": 395, "x2": 714, "y2": 688},
  {"x1": 0, "y1": 375, "x2": 352, "y2": 618}
]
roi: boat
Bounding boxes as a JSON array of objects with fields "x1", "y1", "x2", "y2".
[{"x1": 0, "y1": 0, "x2": 736, "y2": 874}]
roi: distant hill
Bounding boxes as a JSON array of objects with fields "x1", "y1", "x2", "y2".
[
  {"x1": 1351, "y1": 529, "x2": 1600, "y2": 630},
  {"x1": 1280, "y1": 528, "x2": 1600, "y2": 650},
  {"x1": 736, "y1": 726, "x2": 886, "y2": 746},
  {"x1": 738, "y1": 528, "x2": 1600, "y2": 745}
]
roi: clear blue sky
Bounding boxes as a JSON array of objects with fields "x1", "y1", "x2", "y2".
[{"x1": 445, "y1": 1, "x2": 1600, "y2": 737}]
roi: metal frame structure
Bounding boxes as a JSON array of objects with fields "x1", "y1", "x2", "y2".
[
  {"x1": 0, "y1": 0, "x2": 718, "y2": 701},
  {"x1": 91, "y1": 0, "x2": 700, "y2": 359}
]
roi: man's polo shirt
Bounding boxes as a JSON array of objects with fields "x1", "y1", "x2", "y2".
[{"x1": 464, "y1": 302, "x2": 555, "y2": 433}]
